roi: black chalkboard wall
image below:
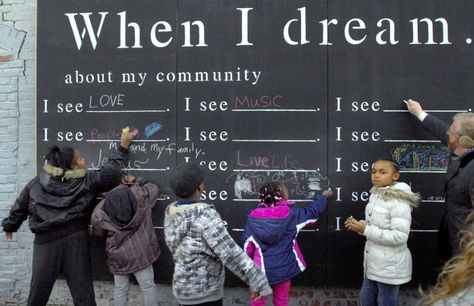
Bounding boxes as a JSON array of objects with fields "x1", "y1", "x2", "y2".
[{"x1": 37, "y1": 0, "x2": 474, "y2": 287}]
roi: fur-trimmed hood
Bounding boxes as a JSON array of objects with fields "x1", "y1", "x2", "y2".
[
  {"x1": 43, "y1": 162, "x2": 87, "y2": 180},
  {"x1": 370, "y1": 182, "x2": 420, "y2": 208},
  {"x1": 39, "y1": 162, "x2": 87, "y2": 196}
]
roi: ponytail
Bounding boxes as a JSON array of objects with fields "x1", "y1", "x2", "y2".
[{"x1": 258, "y1": 182, "x2": 284, "y2": 206}]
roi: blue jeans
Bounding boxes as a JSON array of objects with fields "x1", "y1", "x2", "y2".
[{"x1": 360, "y1": 278, "x2": 399, "y2": 306}]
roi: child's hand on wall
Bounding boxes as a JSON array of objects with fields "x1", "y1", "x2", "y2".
[{"x1": 322, "y1": 188, "x2": 333, "y2": 198}]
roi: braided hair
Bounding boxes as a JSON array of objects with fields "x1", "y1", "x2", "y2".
[
  {"x1": 258, "y1": 182, "x2": 285, "y2": 207},
  {"x1": 373, "y1": 157, "x2": 400, "y2": 173}
]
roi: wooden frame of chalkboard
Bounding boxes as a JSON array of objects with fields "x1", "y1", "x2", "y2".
[{"x1": 37, "y1": 0, "x2": 473, "y2": 287}]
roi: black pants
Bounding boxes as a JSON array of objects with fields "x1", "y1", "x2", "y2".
[{"x1": 28, "y1": 229, "x2": 96, "y2": 306}]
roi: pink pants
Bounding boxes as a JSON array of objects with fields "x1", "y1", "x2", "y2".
[{"x1": 250, "y1": 279, "x2": 291, "y2": 306}]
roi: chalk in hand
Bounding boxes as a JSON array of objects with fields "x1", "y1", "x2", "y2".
[
  {"x1": 403, "y1": 100, "x2": 409, "y2": 105},
  {"x1": 122, "y1": 126, "x2": 130, "y2": 133}
]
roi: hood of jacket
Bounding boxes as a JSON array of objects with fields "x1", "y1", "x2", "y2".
[
  {"x1": 164, "y1": 202, "x2": 213, "y2": 251},
  {"x1": 101, "y1": 187, "x2": 137, "y2": 227},
  {"x1": 246, "y1": 203, "x2": 292, "y2": 246},
  {"x1": 370, "y1": 182, "x2": 421, "y2": 207},
  {"x1": 93, "y1": 184, "x2": 155, "y2": 232},
  {"x1": 40, "y1": 163, "x2": 87, "y2": 196}
]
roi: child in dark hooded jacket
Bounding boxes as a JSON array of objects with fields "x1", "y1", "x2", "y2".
[
  {"x1": 242, "y1": 182, "x2": 332, "y2": 306},
  {"x1": 92, "y1": 174, "x2": 160, "y2": 306}
]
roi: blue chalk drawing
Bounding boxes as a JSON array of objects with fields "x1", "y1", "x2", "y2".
[{"x1": 144, "y1": 122, "x2": 164, "y2": 138}]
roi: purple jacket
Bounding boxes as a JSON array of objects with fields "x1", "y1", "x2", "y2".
[
  {"x1": 241, "y1": 195, "x2": 327, "y2": 285},
  {"x1": 91, "y1": 181, "x2": 161, "y2": 275}
]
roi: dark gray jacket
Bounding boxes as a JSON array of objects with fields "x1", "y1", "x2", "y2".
[{"x1": 421, "y1": 114, "x2": 474, "y2": 256}]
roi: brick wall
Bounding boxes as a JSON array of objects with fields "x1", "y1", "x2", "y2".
[{"x1": 0, "y1": 0, "x2": 32, "y2": 303}]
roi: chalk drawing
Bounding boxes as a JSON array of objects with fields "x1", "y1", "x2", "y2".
[
  {"x1": 391, "y1": 144, "x2": 448, "y2": 171},
  {"x1": 144, "y1": 122, "x2": 164, "y2": 138},
  {"x1": 229, "y1": 170, "x2": 330, "y2": 200}
]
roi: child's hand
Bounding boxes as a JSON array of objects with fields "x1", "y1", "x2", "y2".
[
  {"x1": 122, "y1": 175, "x2": 136, "y2": 185},
  {"x1": 250, "y1": 285, "x2": 272, "y2": 301},
  {"x1": 120, "y1": 127, "x2": 134, "y2": 149},
  {"x1": 322, "y1": 188, "x2": 333, "y2": 198},
  {"x1": 344, "y1": 216, "x2": 366, "y2": 234},
  {"x1": 4, "y1": 231, "x2": 13, "y2": 240}
]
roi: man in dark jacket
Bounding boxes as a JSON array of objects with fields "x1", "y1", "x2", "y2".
[
  {"x1": 406, "y1": 99, "x2": 474, "y2": 259},
  {"x1": 1, "y1": 130, "x2": 133, "y2": 306},
  {"x1": 91, "y1": 175, "x2": 161, "y2": 306}
]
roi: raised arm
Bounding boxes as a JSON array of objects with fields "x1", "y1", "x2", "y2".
[{"x1": 406, "y1": 99, "x2": 450, "y2": 146}]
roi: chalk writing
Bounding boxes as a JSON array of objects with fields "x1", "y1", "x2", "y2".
[
  {"x1": 236, "y1": 151, "x2": 298, "y2": 169},
  {"x1": 234, "y1": 95, "x2": 282, "y2": 108},
  {"x1": 90, "y1": 128, "x2": 121, "y2": 142},
  {"x1": 149, "y1": 142, "x2": 205, "y2": 160},
  {"x1": 128, "y1": 142, "x2": 147, "y2": 154},
  {"x1": 89, "y1": 148, "x2": 151, "y2": 170},
  {"x1": 425, "y1": 196, "x2": 445, "y2": 202},
  {"x1": 88, "y1": 93, "x2": 125, "y2": 109}
]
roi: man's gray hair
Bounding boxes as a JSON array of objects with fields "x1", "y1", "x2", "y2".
[{"x1": 453, "y1": 112, "x2": 474, "y2": 138}]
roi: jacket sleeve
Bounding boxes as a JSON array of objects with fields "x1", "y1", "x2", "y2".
[
  {"x1": 90, "y1": 200, "x2": 108, "y2": 237},
  {"x1": 86, "y1": 145, "x2": 130, "y2": 194},
  {"x1": 363, "y1": 201, "x2": 412, "y2": 246},
  {"x1": 135, "y1": 182, "x2": 160, "y2": 209},
  {"x1": 421, "y1": 114, "x2": 450, "y2": 146},
  {"x1": 292, "y1": 195, "x2": 327, "y2": 225},
  {"x1": 200, "y1": 209, "x2": 271, "y2": 296},
  {"x1": 1, "y1": 180, "x2": 33, "y2": 232},
  {"x1": 241, "y1": 221, "x2": 255, "y2": 258}
]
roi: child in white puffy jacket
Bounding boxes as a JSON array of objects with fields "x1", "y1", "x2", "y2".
[{"x1": 345, "y1": 158, "x2": 420, "y2": 306}]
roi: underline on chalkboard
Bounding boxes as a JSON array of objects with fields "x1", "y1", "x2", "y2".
[
  {"x1": 400, "y1": 170, "x2": 446, "y2": 173},
  {"x1": 232, "y1": 228, "x2": 318, "y2": 232},
  {"x1": 421, "y1": 200, "x2": 445, "y2": 203},
  {"x1": 233, "y1": 169, "x2": 320, "y2": 172},
  {"x1": 232, "y1": 198, "x2": 314, "y2": 202},
  {"x1": 125, "y1": 168, "x2": 168, "y2": 171},
  {"x1": 384, "y1": 140, "x2": 441, "y2": 143},
  {"x1": 85, "y1": 139, "x2": 168, "y2": 142},
  {"x1": 383, "y1": 109, "x2": 469, "y2": 113},
  {"x1": 88, "y1": 167, "x2": 168, "y2": 171},
  {"x1": 85, "y1": 110, "x2": 167, "y2": 113},
  {"x1": 139, "y1": 227, "x2": 433, "y2": 233},
  {"x1": 232, "y1": 139, "x2": 318, "y2": 142},
  {"x1": 232, "y1": 109, "x2": 317, "y2": 112}
]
